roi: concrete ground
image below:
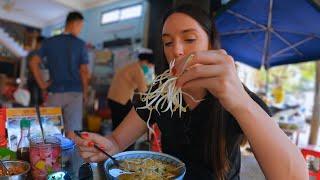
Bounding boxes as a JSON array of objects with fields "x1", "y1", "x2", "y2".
[{"x1": 240, "y1": 123, "x2": 319, "y2": 180}]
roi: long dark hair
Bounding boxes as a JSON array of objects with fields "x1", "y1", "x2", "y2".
[{"x1": 160, "y1": 4, "x2": 229, "y2": 179}]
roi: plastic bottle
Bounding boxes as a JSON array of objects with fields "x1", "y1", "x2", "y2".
[{"x1": 16, "y1": 118, "x2": 30, "y2": 161}]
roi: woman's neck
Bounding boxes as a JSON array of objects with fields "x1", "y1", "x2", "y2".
[{"x1": 183, "y1": 87, "x2": 207, "y2": 110}]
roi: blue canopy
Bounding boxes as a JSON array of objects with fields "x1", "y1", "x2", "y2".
[{"x1": 215, "y1": 0, "x2": 320, "y2": 69}]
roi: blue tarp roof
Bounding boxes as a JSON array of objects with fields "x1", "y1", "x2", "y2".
[{"x1": 215, "y1": 0, "x2": 320, "y2": 69}]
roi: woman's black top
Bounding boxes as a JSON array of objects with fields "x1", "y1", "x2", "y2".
[{"x1": 134, "y1": 90, "x2": 271, "y2": 180}]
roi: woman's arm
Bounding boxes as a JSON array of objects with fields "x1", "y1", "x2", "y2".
[
  {"x1": 174, "y1": 50, "x2": 308, "y2": 180},
  {"x1": 112, "y1": 107, "x2": 148, "y2": 151},
  {"x1": 231, "y1": 94, "x2": 308, "y2": 180},
  {"x1": 72, "y1": 107, "x2": 148, "y2": 162}
]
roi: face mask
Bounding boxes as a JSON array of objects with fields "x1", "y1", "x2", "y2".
[
  {"x1": 142, "y1": 64, "x2": 149, "y2": 74},
  {"x1": 141, "y1": 65, "x2": 154, "y2": 85}
]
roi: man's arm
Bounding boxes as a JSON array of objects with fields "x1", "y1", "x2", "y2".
[
  {"x1": 29, "y1": 55, "x2": 49, "y2": 90},
  {"x1": 135, "y1": 64, "x2": 147, "y2": 93},
  {"x1": 80, "y1": 64, "x2": 89, "y2": 103},
  {"x1": 79, "y1": 42, "x2": 90, "y2": 103}
]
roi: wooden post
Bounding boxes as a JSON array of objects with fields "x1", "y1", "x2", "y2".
[{"x1": 309, "y1": 61, "x2": 320, "y2": 145}]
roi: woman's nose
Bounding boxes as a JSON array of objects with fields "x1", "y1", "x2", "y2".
[{"x1": 172, "y1": 43, "x2": 184, "y2": 59}]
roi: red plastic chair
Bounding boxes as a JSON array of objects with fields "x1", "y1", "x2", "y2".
[
  {"x1": 0, "y1": 108, "x2": 7, "y2": 147},
  {"x1": 301, "y1": 145, "x2": 320, "y2": 179},
  {"x1": 150, "y1": 124, "x2": 162, "y2": 152}
]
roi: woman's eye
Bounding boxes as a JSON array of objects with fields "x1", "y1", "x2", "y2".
[
  {"x1": 185, "y1": 39, "x2": 196, "y2": 43},
  {"x1": 164, "y1": 42, "x2": 173, "y2": 46}
]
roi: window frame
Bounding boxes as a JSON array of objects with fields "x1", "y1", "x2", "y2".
[
  {"x1": 100, "y1": 8, "x2": 121, "y2": 25},
  {"x1": 100, "y1": 3, "x2": 143, "y2": 26}
]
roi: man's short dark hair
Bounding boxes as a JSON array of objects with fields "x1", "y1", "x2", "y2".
[
  {"x1": 36, "y1": 36, "x2": 45, "y2": 44},
  {"x1": 66, "y1": 11, "x2": 84, "y2": 24},
  {"x1": 138, "y1": 53, "x2": 154, "y2": 64}
]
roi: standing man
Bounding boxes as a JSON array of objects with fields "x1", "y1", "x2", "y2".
[{"x1": 29, "y1": 12, "x2": 89, "y2": 137}]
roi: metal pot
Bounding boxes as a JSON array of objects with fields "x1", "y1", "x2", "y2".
[{"x1": 0, "y1": 161, "x2": 30, "y2": 180}]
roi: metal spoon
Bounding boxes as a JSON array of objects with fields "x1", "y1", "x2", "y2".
[
  {"x1": 34, "y1": 88, "x2": 45, "y2": 143},
  {"x1": 0, "y1": 160, "x2": 10, "y2": 176},
  {"x1": 73, "y1": 131, "x2": 122, "y2": 167},
  {"x1": 93, "y1": 144, "x2": 122, "y2": 167},
  {"x1": 109, "y1": 168, "x2": 134, "y2": 177}
]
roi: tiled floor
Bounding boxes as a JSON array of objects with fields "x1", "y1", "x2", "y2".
[
  {"x1": 240, "y1": 123, "x2": 320, "y2": 180},
  {"x1": 240, "y1": 153, "x2": 265, "y2": 180}
]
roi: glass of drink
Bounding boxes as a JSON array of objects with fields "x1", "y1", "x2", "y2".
[{"x1": 29, "y1": 136, "x2": 61, "y2": 180}]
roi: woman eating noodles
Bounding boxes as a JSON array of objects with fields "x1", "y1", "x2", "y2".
[{"x1": 73, "y1": 5, "x2": 308, "y2": 180}]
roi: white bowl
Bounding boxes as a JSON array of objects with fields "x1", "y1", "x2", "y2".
[{"x1": 104, "y1": 151, "x2": 186, "y2": 180}]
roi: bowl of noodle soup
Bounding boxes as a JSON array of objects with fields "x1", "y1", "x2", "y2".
[
  {"x1": 0, "y1": 160, "x2": 30, "y2": 179},
  {"x1": 104, "y1": 151, "x2": 186, "y2": 180}
]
